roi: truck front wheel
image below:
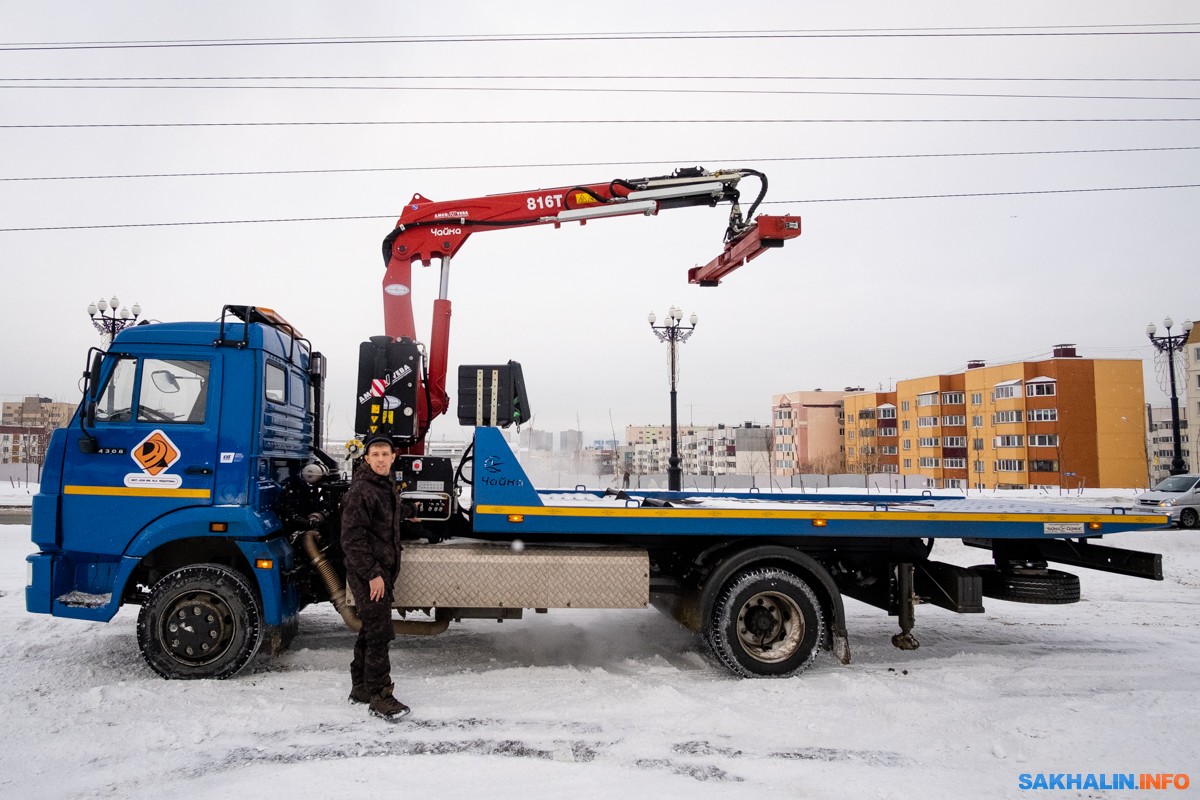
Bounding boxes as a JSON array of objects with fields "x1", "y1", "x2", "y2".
[
  {"x1": 1179, "y1": 508, "x2": 1198, "y2": 529},
  {"x1": 136, "y1": 564, "x2": 263, "y2": 679},
  {"x1": 706, "y1": 568, "x2": 824, "y2": 678}
]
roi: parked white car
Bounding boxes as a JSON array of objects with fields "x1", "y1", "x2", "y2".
[{"x1": 1135, "y1": 474, "x2": 1200, "y2": 528}]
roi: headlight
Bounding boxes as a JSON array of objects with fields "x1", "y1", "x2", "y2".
[{"x1": 1159, "y1": 499, "x2": 1177, "y2": 507}]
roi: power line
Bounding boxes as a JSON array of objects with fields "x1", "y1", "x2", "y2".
[
  {"x1": 2, "y1": 25, "x2": 1198, "y2": 51},
  {"x1": 4, "y1": 82, "x2": 1197, "y2": 102},
  {"x1": 5, "y1": 146, "x2": 1197, "y2": 183},
  {"x1": 5, "y1": 117, "x2": 1200, "y2": 129},
  {"x1": 3, "y1": 183, "x2": 1196, "y2": 233},
  {"x1": 4, "y1": 74, "x2": 1199, "y2": 82}
]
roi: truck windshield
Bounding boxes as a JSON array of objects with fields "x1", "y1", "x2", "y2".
[{"x1": 1152, "y1": 475, "x2": 1200, "y2": 493}]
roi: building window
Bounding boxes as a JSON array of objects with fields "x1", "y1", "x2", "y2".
[
  {"x1": 1027, "y1": 382, "x2": 1057, "y2": 397},
  {"x1": 942, "y1": 392, "x2": 965, "y2": 405},
  {"x1": 879, "y1": 426, "x2": 898, "y2": 436},
  {"x1": 972, "y1": 438, "x2": 984, "y2": 451},
  {"x1": 995, "y1": 459, "x2": 1026, "y2": 472},
  {"x1": 994, "y1": 435, "x2": 1024, "y2": 447},
  {"x1": 1028, "y1": 434, "x2": 1059, "y2": 447},
  {"x1": 1030, "y1": 459, "x2": 1059, "y2": 472},
  {"x1": 971, "y1": 415, "x2": 983, "y2": 428},
  {"x1": 858, "y1": 409, "x2": 876, "y2": 420},
  {"x1": 918, "y1": 437, "x2": 941, "y2": 447},
  {"x1": 881, "y1": 446, "x2": 898, "y2": 455},
  {"x1": 944, "y1": 457, "x2": 966, "y2": 469},
  {"x1": 944, "y1": 436, "x2": 967, "y2": 447},
  {"x1": 903, "y1": 439, "x2": 912, "y2": 450},
  {"x1": 973, "y1": 460, "x2": 985, "y2": 473},
  {"x1": 993, "y1": 410, "x2": 1023, "y2": 424},
  {"x1": 878, "y1": 407, "x2": 896, "y2": 419},
  {"x1": 918, "y1": 416, "x2": 938, "y2": 427},
  {"x1": 946, "y1": 479, "x2": 965, "y2": 489},
  {"x1": 942, "y1": 415, "x2": 966, "y2": 426},
  {"x1": 847, "y1": 447, "x2": 855, "y2": 455},
  {"x1": 993, "y1": 384, "x2": 1019, "y2": 400},
  {"x1": 859, "y1": 428, "x2": 876, "y2": 438},
  {"x1": 917, "y1": 392, "x2": 939, "y2": 407},
  {"x1": 919, "y1": 457, "x2": 941, "y2": 468},
  {"x1": 903, "y1": 458, "x2": 912, "y2": 469},
  {"x1": 970, "y1": 392, "x2": 983, "y2": 405},
  {"x1": 882, "y1": 464, "x2": 898, "y2": 474},
  {"x1": 901, "y1": 419, "x2": 911, "y2": 431},
  {"x1": 1028, "y1": 408, "x2": 1058, "y2": 422},
  {"x1": 901, "y1": 400, "x2": 910, "y2": 412}
]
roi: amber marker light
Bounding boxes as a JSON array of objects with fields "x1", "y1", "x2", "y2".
[
  {"x1": 811, "y1": 519, "x2": 828, "y2": 527},
  {"x1": 255, "y1": 559, "x2": 274, "y2": 570},
  {"x1": 507, "y1": 514, "x2": 525, "y2": 523},
  {"x1": 209, "y1": 522, "x2": 228, "y2": 532},
  {"x1": 1088, "y1": 522, "x2": 1103, "y2": 531}
]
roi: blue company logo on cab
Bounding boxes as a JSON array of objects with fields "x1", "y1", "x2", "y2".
[{"x1": 1018, "y1": 773, "x2": 1190, "y2": 791}]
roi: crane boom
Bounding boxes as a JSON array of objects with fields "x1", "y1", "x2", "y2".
[{"x1": 372, "y1": 166, "x2": 801, "y2": 452}]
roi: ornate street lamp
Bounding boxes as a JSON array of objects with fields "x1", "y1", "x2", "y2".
[
  {"x1": 1146, "y1": 316, "x2": 1193, "y2": 476},
  {"x1": 88, "y1": 296, "x2": 142, "y2": 344},
  {"x1": 648, "y1": 306, "x2": 698, "y2": 491}
]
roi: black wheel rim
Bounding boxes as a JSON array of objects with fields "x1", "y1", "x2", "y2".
[{"x1": 158, "y1": 590, "x2": 235, "y2": 667}]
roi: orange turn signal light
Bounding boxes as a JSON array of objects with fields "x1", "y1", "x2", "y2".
[
  {"x1": 209, "y1": 522, "x2": 228, "y2": 533},
  {"x1": 1088, "y1": 522, "x2": 1103, "y2": 531},
  {"x1": 255, "y1": 559, "x2": 274, "y2": 570},
  {"x1": 507, "y1": 514, "x2": 525, "y2": 523},
  {"x1": 811, "y1": 519, "x2": 828, "y2": 527}
]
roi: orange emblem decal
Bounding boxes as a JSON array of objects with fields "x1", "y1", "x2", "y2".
[{"x1": 131, "y1": 430, "x2": 181, "y2": 476}]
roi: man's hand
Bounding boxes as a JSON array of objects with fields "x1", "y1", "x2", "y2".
[{"x1": 368, "y1": 575, "x2": 387, "y2": 602}]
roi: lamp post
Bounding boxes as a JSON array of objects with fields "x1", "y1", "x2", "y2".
[
  {"x1": 648, "y1": 306, "x2": 698, "y2": 491},
  {"x1": 1146, "y1": 316, "x2": 1193, "y2": 476},
  {"x1": 88, "y1": 296, "x2": 141, "y2": 345}
]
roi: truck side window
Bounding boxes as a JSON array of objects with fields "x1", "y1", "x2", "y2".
[
  {"x1": 289, "y1": 371, "x2": 308, "y2": 410},
  {"x1": 138, "y1": 359, "x2": 211, "y2": 424},
  {"x1": 94, "y1": 357, "x2": 138, "y2": 423},
  {"x1": 265, "y1": 362, "x2": 287, "y2": 405}
]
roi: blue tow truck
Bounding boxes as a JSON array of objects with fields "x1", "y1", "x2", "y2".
[{"x1": 27, "y1": 306, "x2": 1168, "y2": 680}]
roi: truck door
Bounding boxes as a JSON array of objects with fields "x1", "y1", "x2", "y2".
[{"x1": 59, "y1": 352, "x2": 221, "y2": 555}]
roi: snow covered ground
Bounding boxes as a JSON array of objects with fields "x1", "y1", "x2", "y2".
[{"x1": 2, "y1": 513, "x2": 1198, "y2": 800}]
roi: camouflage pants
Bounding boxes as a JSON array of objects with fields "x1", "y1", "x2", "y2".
[{"x1": 347, "y1": 571, "x2": 396, "y2": 693}]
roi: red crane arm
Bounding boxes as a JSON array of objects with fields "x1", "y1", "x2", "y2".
[{"x1": 376, "y1": 166, "x2": 800, "y2": 451}]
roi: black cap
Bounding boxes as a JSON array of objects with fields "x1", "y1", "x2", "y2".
[{"x1": 362, "y1": 434, "x2": 395, "y2": 451}]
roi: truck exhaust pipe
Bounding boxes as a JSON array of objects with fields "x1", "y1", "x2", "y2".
[{"x1": 299, "y1": 530, "x2": 449, "y2": 636}]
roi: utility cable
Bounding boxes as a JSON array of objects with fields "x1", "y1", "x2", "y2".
[
  {"x1": 5, "y1": 117, "x2": 1200, "y2": 129},
  {"x1": 3, "y1": 183, "x2": 1196, "y2": 233}
]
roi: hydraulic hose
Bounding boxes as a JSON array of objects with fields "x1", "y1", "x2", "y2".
[{"x1": 299, "y1": 530, "x2": 449, "y2": 636}]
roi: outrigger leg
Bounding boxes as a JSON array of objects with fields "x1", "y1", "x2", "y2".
[{"x1": 891, "y1": 562, "x2": 921, "y2": 651}]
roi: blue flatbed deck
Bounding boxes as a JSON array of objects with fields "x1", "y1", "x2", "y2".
[{"x1": 468, "y1": 429, "x2": 1167, "y2": 540}]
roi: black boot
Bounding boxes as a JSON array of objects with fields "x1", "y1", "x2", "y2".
[
  {"x1": 348, "y1": 683, "x2": 372, "y2": 704},
  {"x1": 368, "y1": 684, "x2": 411, "y2": 720}
]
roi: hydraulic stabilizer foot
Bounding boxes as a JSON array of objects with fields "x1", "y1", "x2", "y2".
[{"x1": 891, "y1": 562, "x2": 921, "y2": 651}]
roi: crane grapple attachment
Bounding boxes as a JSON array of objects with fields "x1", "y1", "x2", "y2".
[{"x1": 688, "y1": 215, "x2": 802, "y2": 286}]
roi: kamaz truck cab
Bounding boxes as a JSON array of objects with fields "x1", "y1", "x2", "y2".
[{"x1": 26, "y1": 306, "x2": 326, "y2": 678}]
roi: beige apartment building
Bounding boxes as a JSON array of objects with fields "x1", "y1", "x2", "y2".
[
  {"x1": 770, "y1": 390, "x2": 847, "y2": 475},
  {"x1": 845, "y1": 346, "x2": 1146, "y2": 490},
  {"x1": 2, "y1": 396, "x2": 74, "y2": 430}
]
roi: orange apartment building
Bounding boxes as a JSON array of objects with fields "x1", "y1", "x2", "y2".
[{"x1": 844, "y1": 346, "x2": 1146, "y2": 490}]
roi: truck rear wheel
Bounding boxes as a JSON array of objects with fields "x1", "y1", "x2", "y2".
[
  {"x1": 706, "y1": 567, "x2": 824, "y2": 678},
  {"x1": 136, "y1": 564, "x2": 263, "y2": 679}
]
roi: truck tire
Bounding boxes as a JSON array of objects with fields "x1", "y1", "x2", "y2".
[
  {"x1": 136, "y1": 564, "x2": 263, "y2": 679},
  {"x1": 1179, "y1": 508, "x2": 1198, "y2": 529},
  {"x1": 706, "y1": 567, "x2": 824, "y2": 678},
  {"x1": 971, "y1": 564, "x2": 1080, "y2": 605}
]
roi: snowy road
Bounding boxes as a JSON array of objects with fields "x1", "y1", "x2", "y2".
[{"x1": 2, "y1": 524, "x2": 1197, "y2": 799}]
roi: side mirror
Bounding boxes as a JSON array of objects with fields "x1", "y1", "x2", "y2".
[{"x1": 87, "y1": 352, "x2": 103, "y2": 398}]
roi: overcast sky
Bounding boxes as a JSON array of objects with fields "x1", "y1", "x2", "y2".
[{"x1": 1, "y1": 2, "x2": 1197, "y2": 442}]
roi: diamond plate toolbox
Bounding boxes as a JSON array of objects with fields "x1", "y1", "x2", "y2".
[{"x1": 391, "y1": 543, "x2": 649, "y2": 609}]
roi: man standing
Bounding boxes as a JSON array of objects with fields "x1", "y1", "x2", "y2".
[{"x1": 340, "y1": 433, "x2": 411, "y2": 720}]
